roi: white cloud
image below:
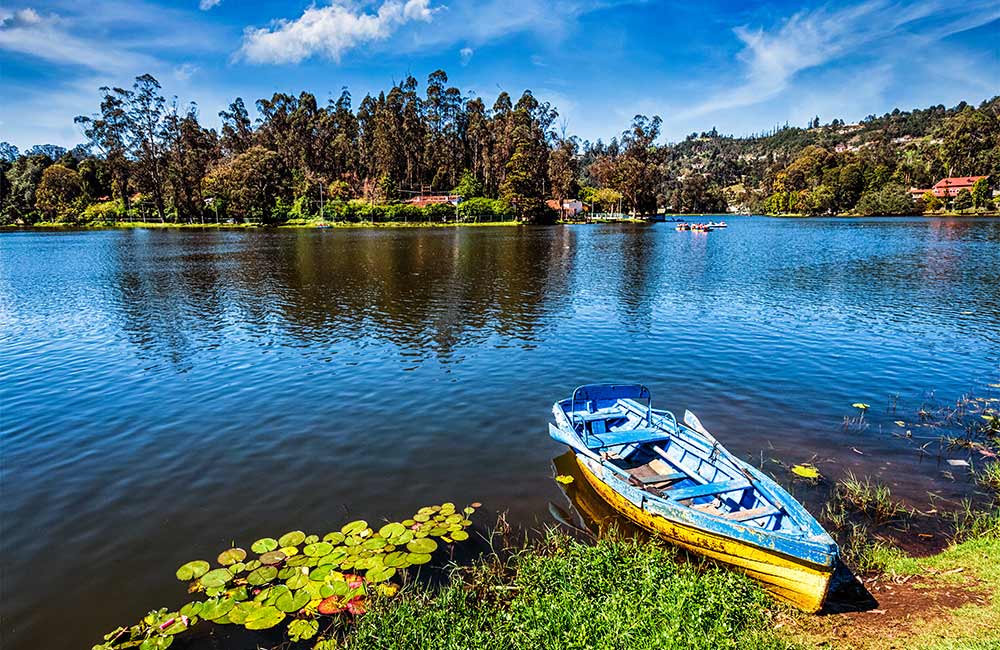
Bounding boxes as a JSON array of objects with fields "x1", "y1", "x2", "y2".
[
  {"x1": 199, "y1": 0, "x2": 222, "y2": 9},
  {"x1": 459, "y1": 46, "x2": 473, "y2": 65},
  {"x1": 173, "y1": 63, "x2": 199, "y2": 81},
  {"x1": 680, "y1": 0, "x2": 1000, "y2": 119},
  {"x1": 239, "y1": 0, "x2": 436, "y2": 64}
]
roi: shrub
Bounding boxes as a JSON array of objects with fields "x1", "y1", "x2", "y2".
[{"x1": 81, "y1": 199, "x2": 124, "y2": 223}]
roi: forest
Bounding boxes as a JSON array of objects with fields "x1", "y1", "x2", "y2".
[{"x1": 1, "y1": 70, "x2": 998, "y2": 226}]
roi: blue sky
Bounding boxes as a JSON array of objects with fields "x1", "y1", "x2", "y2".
[{"x1": 1, "y1": 0, "x2": 998, "y2": 150}]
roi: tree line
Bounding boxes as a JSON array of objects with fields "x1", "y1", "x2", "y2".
[{"x1": 1, "y1": 72, "x2": 997, "y2": 226}]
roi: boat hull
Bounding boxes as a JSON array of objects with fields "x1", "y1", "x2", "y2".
[{"x1": 576, "y1": 455, "x2": 833, "y2": 612}]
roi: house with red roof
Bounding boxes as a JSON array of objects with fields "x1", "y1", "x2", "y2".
[{"x1": 909, "y1": 175, "x2": 989, "y2": 199}]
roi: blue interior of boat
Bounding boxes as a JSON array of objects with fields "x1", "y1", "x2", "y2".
[{"x1": 557, "y1": 383, "x2": 794, "y2": 534}]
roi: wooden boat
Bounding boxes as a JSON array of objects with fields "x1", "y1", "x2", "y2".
[
  {"x1": 549, "y1": 383, "x2": 838, "y2": 612},
  {"x1": 706, "y1": 221, "x2": 728, "y2": 228}
]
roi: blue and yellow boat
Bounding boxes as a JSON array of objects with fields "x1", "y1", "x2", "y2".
[{"x1": 549, "y1": 383, "x2": 839, "y2": 612}]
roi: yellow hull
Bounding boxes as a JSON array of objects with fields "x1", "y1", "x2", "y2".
[{"x1": 578, "y1": 458, "x2": 832, "y2": 612}]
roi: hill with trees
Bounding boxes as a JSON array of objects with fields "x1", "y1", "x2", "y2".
[{"x1": 1, "y1": 71, "x2": 997, "y2": 226}]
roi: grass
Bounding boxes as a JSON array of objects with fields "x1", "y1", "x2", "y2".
[{"x1": 342, "y1": 532, "x2": 795, "y2": 650}]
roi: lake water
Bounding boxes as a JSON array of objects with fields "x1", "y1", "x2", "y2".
[{"x1": 2, "y1": 217, "x2": 999, "y2": 648}]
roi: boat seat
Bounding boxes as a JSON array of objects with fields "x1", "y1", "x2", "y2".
[
  {"x1": 587, "y1": 427, "x2": 671, "y2": 449},
  {"x1": 639, "y1": 472, "x2": 687, "y2": 485},
  {"x1": 668, "y1": 478, "x2": 751, "y2": 502},
  {"x1": 724, "y1": 505, "x2": 778, "y2": 522},
  {"x1": 576, "y1": 408, "x2": 629, "y2": 422}
]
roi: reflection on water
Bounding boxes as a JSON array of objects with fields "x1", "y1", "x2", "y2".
[
  {"x1": 1, "y1": 217, "x2": 999, "y2": 649},
  {"x1": 551, "y1": 451, "x2": 647, "y2": 539}
]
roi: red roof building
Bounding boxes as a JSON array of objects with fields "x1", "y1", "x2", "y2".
[
  {"x1": 405, "y1": 194, "x2": 462, "y2": 207},
  {"x1": 909, "y1": 175, "x2": 988, "y2": 199}
]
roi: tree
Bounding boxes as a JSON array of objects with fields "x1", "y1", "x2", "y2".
[
  {"x1": 452, "y1": 170, "x2": 483, "y2": 198},
  {"x1": 953, "y1": 188, "x2": 973, "y2": 212},
  {"x1": 970, "y1": 177, "x2": 990, "y2": 209},
  {"x1": 76, "y1": 86, "x2": 133, "y2": 213},
  {"x1": 35, "y1": 164, "x2": 85, "y2": 221},
  {"x1": 128, "y1": 74, "x2": 168, "y2": 221},
  {"x1": 0, "y1": 142, "x2": 20, "y2": 162},
  {"x1": 922, "y1": 190, "x2": 942, "y2": 212},
  {"x1": 3, "y1": 154, "x2": 51, "y2": 223},
  {"x1": 203, "y1": 146, "x2": 286, "y2": 223},
  {"x1": 547, "y1": 138, "x2": 578, "y2": 215}
]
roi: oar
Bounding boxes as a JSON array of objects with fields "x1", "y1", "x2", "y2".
[
  {"x1": 548, "y1": 424, "x2": 632, "y2": 480},
  {"x1": 682, "y1": 411, "x2": 776, "y2": 509}
]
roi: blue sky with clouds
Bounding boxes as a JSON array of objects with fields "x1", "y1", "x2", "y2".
[{"x1": 1, "y1": 0, "x2": 998, "y2": 150}]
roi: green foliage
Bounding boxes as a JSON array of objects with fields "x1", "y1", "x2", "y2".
[
  {"x1": 970, "y1": 177, "x2": 991, "y2": 209},
  {"x1": 94, "y1": 503, "x2": 480, "y2": 650},
  {"x1": 80, "y1": 199, "x2": 124, "y2": 223},
  {"x1": 923, "y1": 190, "x2": 943, "y2": 211},
  {"x1": 855, "y1": 183, "x2": 919, "y2": 216},
  {"x1": 953, "y1": 188, "x2": 973, "y2": 212},
  {"x1": 455, "y1": 197, "x2": 511, "y2": 222},
  {"x1": 347, "y1": 533, "x2": 790, "y2": 650},
  {"x1": 452, "y1": 170, "x2": 484, "y2": 198}
]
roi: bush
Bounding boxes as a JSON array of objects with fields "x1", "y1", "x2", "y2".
[
  {"x1": 855, "y1": 183, "x2": 919, "y2": 216},
  {"x1": 456, "y1": 197, "x2": 512, "y2": 222},
  {"x1": 80, "y1": 200, "x2": 124, "y2": 223}
]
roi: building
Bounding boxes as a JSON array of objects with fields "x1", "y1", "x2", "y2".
[
  {"x1": 545, "y1": 198, "x2": 584, "y2": 217},
  {"x1": 405, "y1": 194, "x2": 463, "y2": 207},
  {"x1": 909, "y1": 175, "x2": 988, "y2": 200}
]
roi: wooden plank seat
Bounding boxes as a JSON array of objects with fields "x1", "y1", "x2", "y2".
[
  {"x1": 724, "y1": 505, "x2": 779, "y2": 522},
  {"x1": 667, "y1": 477, "x2": 751, "y2": 502},
  {"x1": 576, "y1": 408, "x2": 629, "y2": 422},
  {"x1": 639, "y1": 472, "x2": 687, "y2": 485},
  {"x1": 587, "y1": 428, "x2": 671, "y2": 449}
]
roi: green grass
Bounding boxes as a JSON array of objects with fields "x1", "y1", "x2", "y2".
[{"x1": 344, "y1": 533, "x2": 795, "y2": 650}]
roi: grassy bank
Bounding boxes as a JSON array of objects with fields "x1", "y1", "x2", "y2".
[
  {"x1": 332, "y1": 509, "x2": 999, "y2": 650},
  {"x1": 346, "y1": 533, "x2": 791, "y2": 650}
]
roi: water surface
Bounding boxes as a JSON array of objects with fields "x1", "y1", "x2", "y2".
[{"x1": 2, "y1": 217, "x2": 999, "y2": 648}]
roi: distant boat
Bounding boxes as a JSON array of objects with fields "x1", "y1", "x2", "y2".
[
  {"x1": 548, "y1": 383, "x2": 839, "y2": 612},
  {"x1": 706, "y1": 221, "x2": 728, "y2": 228}
]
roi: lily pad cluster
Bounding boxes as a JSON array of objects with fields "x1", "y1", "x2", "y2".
[{"x1": 93, "y1": 502, "x2": 480, "y2": 650}]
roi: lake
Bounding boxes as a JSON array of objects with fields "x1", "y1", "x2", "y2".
[{"x1": 2, "y1": 217, "x2": 999, "y2": 648}]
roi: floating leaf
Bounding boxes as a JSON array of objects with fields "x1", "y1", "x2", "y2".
[
  {"x1": 279, "y1": 546, "x2": 300, "y2": 557},
  {"x1": 364, "y1": 566, "x2": 395, "y2": 583},
  {"x1": 318, "y1": 595, "x2": 347, "y2": 615},
  {"x1": 247, "y1": 566, "x2": 278, "y2": 585},
  {"x1": 304, "y1": 534, "x2": 319, "y2": 545},
  {"x1": 259, "y1": 550, "x2": 286, "y2": 566},
  {"x1": 175, "y1": 561, "x2": 210, "y2": 581},
  {"x1": 179, "y1": 602, "x2": 203, "y2": 619},
  {"x1": 243, "y1": 605, "x2": 285, "y2": 630},
  {"x1": 303, "y1": 542, "x2": 333, "y2": 557},
  {"x1": 200, "y1": 596, "x2": 235, "y2": 621},
  {"x1": 451, "y1": 530, "x2": 469, "y2": 541},
  {"x1": 228, "y1": 601, "x2": 259, "y2": 625},
  {"x1": 217, "y1": 548, "x2": 246, "y2": 566},
  {"x1": 894, "y1": 421, "x2": 906, "y2": 427},
  {"x1": 407, "y1": 552, "x2": 432, "y2": 565},
  {"x1": 341, "y1": 520, "x2": 368, "y2": 536},
  {"x1": 362, "y1": 537, "x2": 387, "y2": 551},
  {"x1": 278, "y1": 531, "x2": 306, "y2": 547},
  {"x1": 139, "y1": 636, "x2": 173, "y2": 650},
  {"x1": 406, "y1": 538, "x2": 438, "y2": 554},
  {"x1": 201, "y1": 569, "x2": 232, "y2": 589},
  {"x1": 323, "y1": 532, "x2": 346, "y2": 544},
  {"x1": 379, "y1": 523, "x2": 406, "y2": 539},
  {"x1": 555, "y1": 474, "x2": 574, "y2": 484},
  {"x1": 275, "y1": 588, "x2": 310, "y2": 613},
  {"x1": 287, "y1": 572, "x2": 310, "y2": 589},
  {"x1": 852, "y1": 403, "x2": 870, "y2": 410},
  {"x1": 791, "y1": 464, "x2": 821, "y2": 480},
  {"x1": 251, "y1": 538, "x2": 278, "y2": 554},
  {"x1": 288, "y1": 619, "x2": 319, "y2": 642}
]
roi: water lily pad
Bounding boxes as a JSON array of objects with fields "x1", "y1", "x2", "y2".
[
  {"x1": 288, "y1": 618, "x2": 319, "y2": 642},
  {"x1": 791, "y1": 464, "x2": 821, "y2": 480},
  {"x1": 275, "y1": 587, "x2": 310, "y2": 613},
  {"x1": 318, "y1": 595, "x2": 347, "y2": 615},
  {"x1": 285, "y1": 554, "x2": 309, "y2": 567},
  {"x1": 180, "y1": 602, "x2": 203, "y2": 618},
  {"x1": 201, "y1": 568, "x2": 233, "y2": 589},
  {"x1": 322, "y1": 532, "x2": 346, "y2": 544},
  {"x1": 251, "y1": 538, "x2": 278, "y2": 554},
  {"x1": 463, "y1": 507, "x2": 475, "y2": 515},
  {"x1": 200, "y1": 596, "x2": 235, "y2": 621},
  {"x1": 243, "y1": 605, "x2": 285, "y2": 630},
  {"x1": 230, "y1": 586, "x2": 249, "y2": 602},
  {"x1": 309, "y1": 565, "x2": 333, "y2": 581},
  {"x1": 362, "y1": 537, "x2": 387, "y2": 551},
  {"x1": 139, "y1": 636, "x2": 173, "y2": 650},
  {"x1": 247, "y1": 566, "x2": 278, "y2": 585},
  {"x1": 407, "y1": 552, "x2": 432, "y2": 565},
  {"x1": 279, "y1": 546, "x2": 299, "y2": 557},
  {"x1": 287, "y1": 572, "x2": 310, "y2": 589},
  {"x1": 318, "y1": 548, "x2": 348, "y2": 565},
  {"x1": 379, "y1": 523, "x2": 406, "y2": 539},
  {"x1": 303, "y1": 534, "x2": 319, "y2": 545},
  {"x1": 175, "y1": 560, "x2": 210, "y2": 581},
  {"x1": 259, "y1": 550, "x2": 286, "y2": 565},
  {"x1": 364, "y1": 566, "x2": 395, "y2": 583},
  {"x1": 243, "y1": 560, "x2": 261, "y2": 572},
  {"x1": 217, "y1": 548, "x2": 246, "y2": 566},
  {"x1": 387, "y1": 530, "x2": 413, "y2": 546},
  {"x1": 852, "y1": 403, "x2": 870, "y2": 410},
  {"x1": 341, "y1": 520, "x2": 368, "y2": 536},
  {"x1": 228, "y1": 601, "x2": 259, "y2": 625},
  {"x1": 303, "y1": 542, "x2": 333, "y2": 557},
  {"x1": 451, "y1": 530, "x2": 470, "y2": 541},
  {"x1": 278, "y1": 530, "x2": 306, "y2": 547}
]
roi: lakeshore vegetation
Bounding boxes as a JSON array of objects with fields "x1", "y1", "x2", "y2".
[{"x1": 2, "y1": 73, "x2": 998, "y2": 227}]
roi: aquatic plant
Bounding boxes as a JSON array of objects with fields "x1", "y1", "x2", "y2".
[{"x1": 92, "y1": 502, "x2": 480, "y2": 650}]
